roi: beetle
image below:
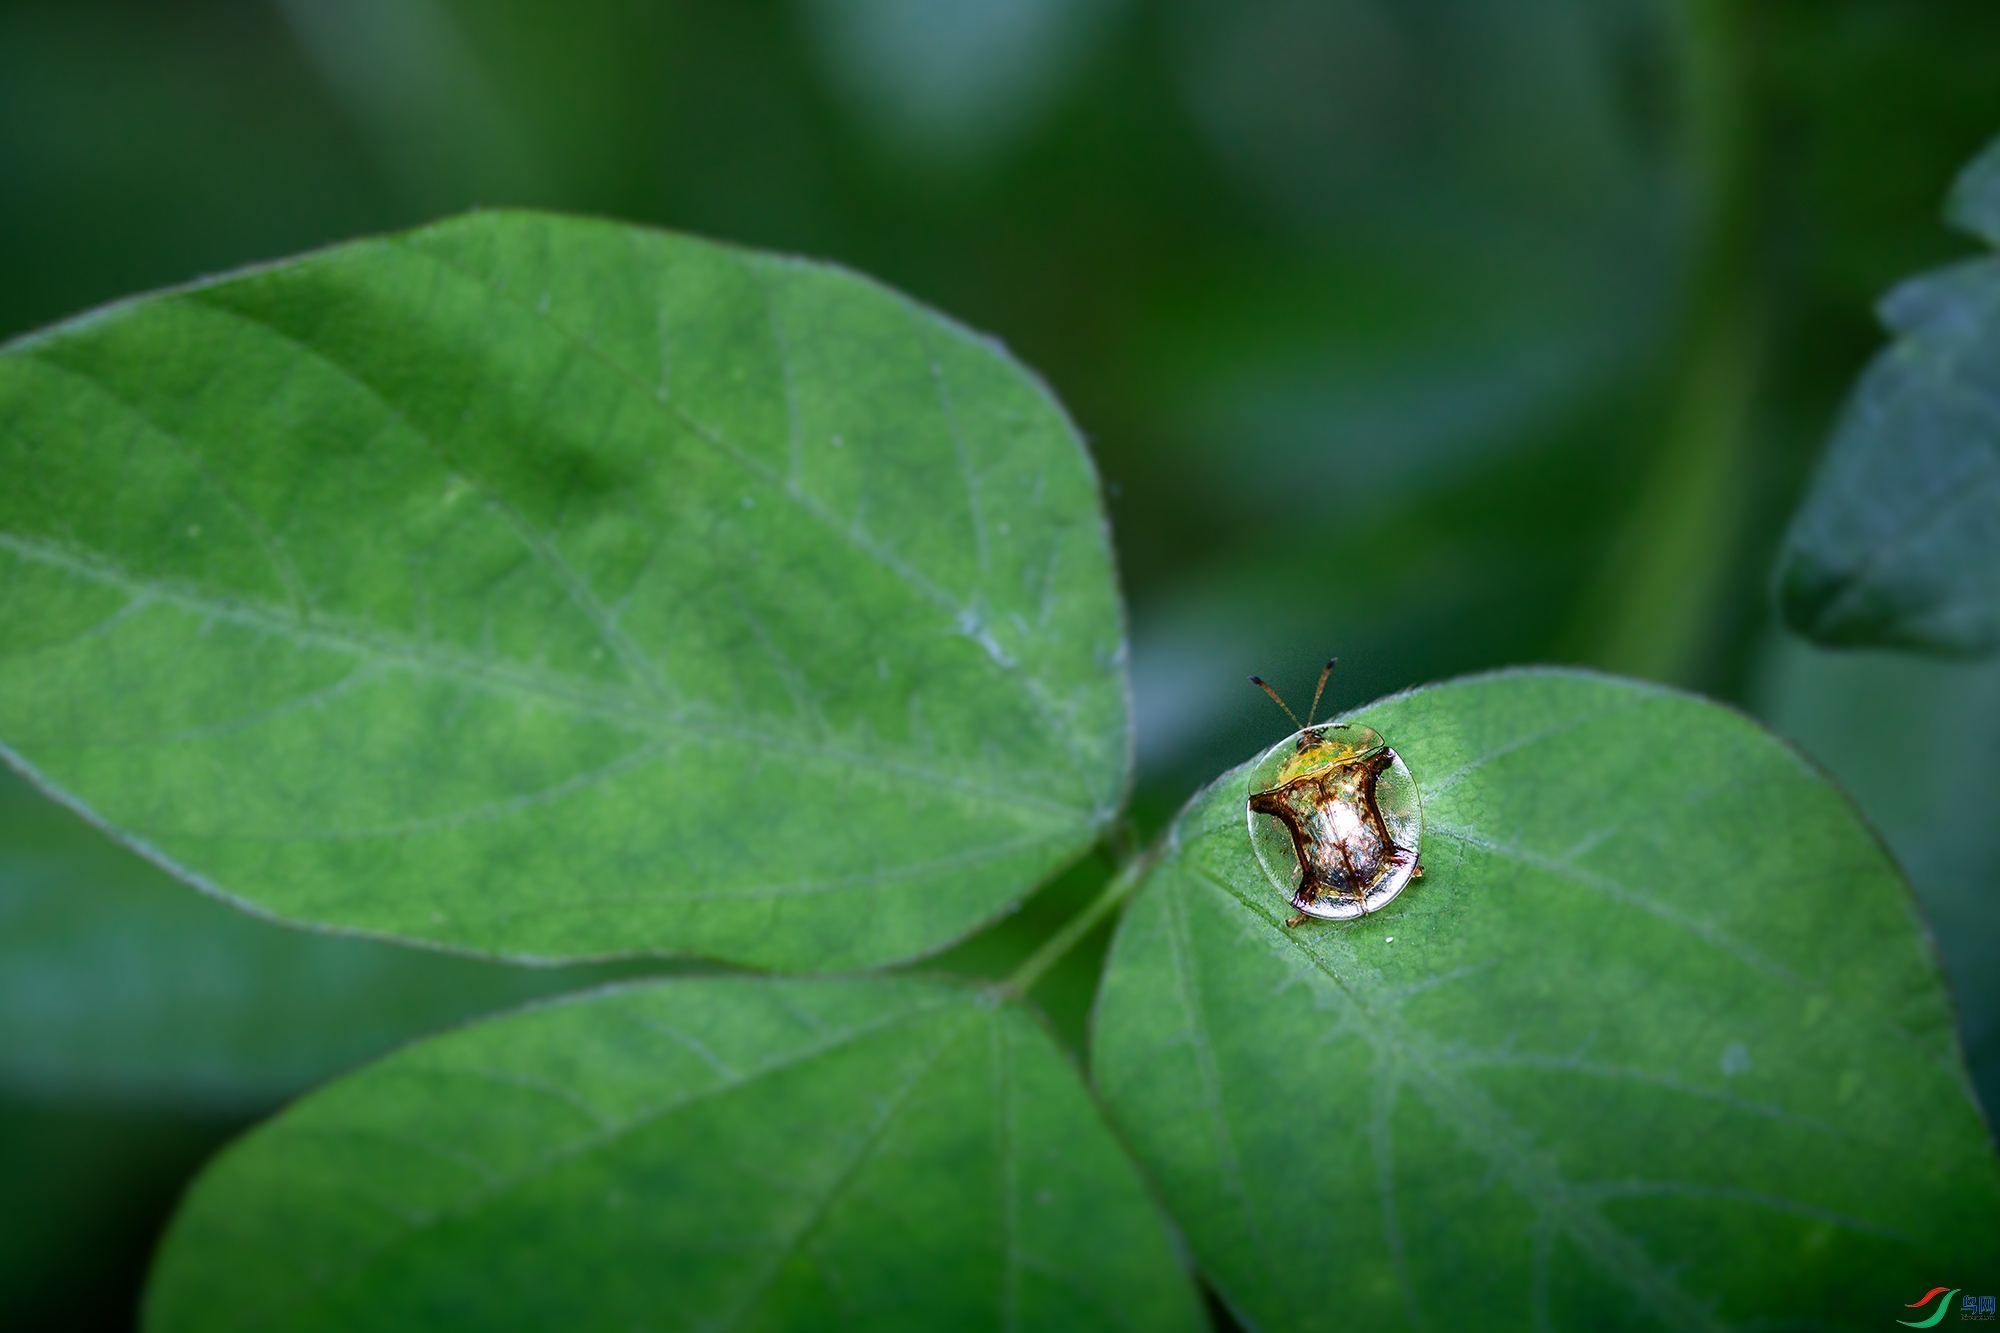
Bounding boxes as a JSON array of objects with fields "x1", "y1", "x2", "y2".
[{"x1": 1244, "y1": 659, "x2": 1424, "y2": 927}]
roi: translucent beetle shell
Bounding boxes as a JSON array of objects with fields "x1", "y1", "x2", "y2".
[{"x1": 1245, "y1": 721, "x2": 1423, "y2": 921}]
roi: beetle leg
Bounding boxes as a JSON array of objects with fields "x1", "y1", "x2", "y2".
[{"x1": 1285, "y1": 913, "x2": 1308, "y2": 929}]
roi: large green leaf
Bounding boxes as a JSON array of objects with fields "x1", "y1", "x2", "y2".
[
  {"x1": 0, "y1": 210, "x2": 1128, "y2": 970},
  {"x1": 0, "y1": 768, "x2": 661, "y2": 1110},
  {"x1": 1094, "y1": 669, "x2": 2000, "y2": 1332},
  {"x1": 1779, "y1": 130, "x2": 2000, "y2": 655},
  {"x1": 144, "y1": 976, "x2": 1205, "y2": 1333}
]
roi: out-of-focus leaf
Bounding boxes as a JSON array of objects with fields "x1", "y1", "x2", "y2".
[
  {"x1": 1755, "y1": 636, "x2": 2000, "y2": 1120},
  {"x1": 0, "y1": 209, "x2": 1128, "y2": 971},
  {"x1": 1095, "y1": 669, "x2": 1999, "y2": 1331},
  {"x1": 1780, "y1": 131, "x2": 2000, "y2": 656},
  {"x1": 1126, "y1": 0, "x2": 1686, "y2": 572},
  {"x1": 269, "y1": 0, "x2": 544, "y2": 208},
  {"x1": 0, "y1": 769, "x2": 660, "y2": 1111},
  {"x1": 795, "y1": 0, "x2": 1124, "y2": 159},
  {"x1": 144, "y1": 976, "x2": 1205, "y2": 1333}
]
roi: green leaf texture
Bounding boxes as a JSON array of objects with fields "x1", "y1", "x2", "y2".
[
  {"x1": 1779, "y1": 130, "x2": 2000, "y2": 655},
  {"x1": 144, "y1": 976, "x2": 1205, "y2": 1333},
  {"x1": 0, "y1": 768, "x2": 662, "y2": 1110},
  {"x1": 1094, "y1": 669, "x2": 2000, "y2": 1332},
  {"x1": 0, "y1": 210, "x2": 1128, "y2": 970}
]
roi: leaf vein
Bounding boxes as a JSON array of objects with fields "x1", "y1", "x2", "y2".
[
  {"x1": 714, "y1": 1007, "x2": 980, "y2": 1332},
  {"x1": 240, "y1": 991, "x2": 959, "y2": 1325},
  {"x1": 1180, "y1": 866, "x2": 1727, "y2": 1331},
  {"x1": 0, "y1": 531, "x2": 1091, "y2": 822}
]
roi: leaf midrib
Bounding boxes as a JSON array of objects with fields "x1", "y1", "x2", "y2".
[
  {"x1": 0, "y1": 531, "x2": 1089, "y2": 825},
  {"x1": 712, "y1": 1003, "x2": 984, "y2": 1332}
]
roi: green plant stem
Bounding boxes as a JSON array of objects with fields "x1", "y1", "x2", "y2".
[
  {"x1": 1574, "y1": 0, "x2": 1768, "y2": 686},
  {"x1": 1588, "y1": 295, "x2": 1766, "y2": 680},
  {"x1": 998, "y1": 853, "x2": 1151, "y2": 1001}
]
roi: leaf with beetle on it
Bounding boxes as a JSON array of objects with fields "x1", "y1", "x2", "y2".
[
  {"x1": 1780, "y1": 128, "x2": 2000, "y2": 656},
  {"x1": 0, "y1": 210, "x2": 1129, "y2": 971},
  {"x1": 1094, "y1": 669, "x2": 2000, "y2": 1332},
  {"x1": 143, "y1": 975, "x2": 1207, "y2": 1333}
]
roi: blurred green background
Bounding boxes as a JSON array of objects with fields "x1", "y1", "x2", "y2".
[{"x1": 5, "y1": 0, "x2": 2000, "y2": 1325}]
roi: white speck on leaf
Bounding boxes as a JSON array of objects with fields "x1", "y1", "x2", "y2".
[{"x1": 1720, "y1": 1042, "x2": 1750, "y2": 1076}]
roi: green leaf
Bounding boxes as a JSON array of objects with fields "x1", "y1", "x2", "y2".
[
  {"x1": 1094, "y1": 669, "x2": 2000, "y2": 1332},
  {"x1": 143, "y1": 976, "x2": 1205, "y2": 1333},
  {"x1": 0, "y1": 210, "x2": 1128, "y2": 970},
  {"x1": 1779, "y1": 130, "x2": 2000, "y2": 655},
  {"x1": 0, "y1": 768, "x2": 662, "y2": 1110}
]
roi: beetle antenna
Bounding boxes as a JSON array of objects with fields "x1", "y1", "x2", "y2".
[
  {"x1": 1304, "y1": 657, "x2": 1337, "y2": 728},
  {"x1": 1248, "y1": 675, "x2": 1304, "y2": 732}
]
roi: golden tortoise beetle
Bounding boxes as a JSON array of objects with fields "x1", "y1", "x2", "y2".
[{"x1": 1244, "y1": 660, "x2": 1424, "y2": 928}]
